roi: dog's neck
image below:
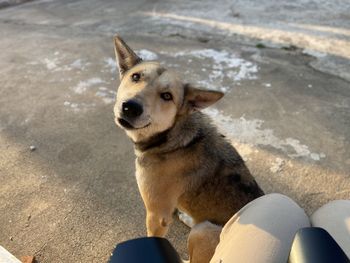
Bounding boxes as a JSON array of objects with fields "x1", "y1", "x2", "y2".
[
  {"x1": 134, "y1": 112, "x2": 209, "y2": 155},
  {"x1": 134, "y1": 128, "x2": 171, "y2": 152}
]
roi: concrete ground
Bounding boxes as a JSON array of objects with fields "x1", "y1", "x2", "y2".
[{"x1": 0, "y1": 0, "x2": 349, "y2": 262}]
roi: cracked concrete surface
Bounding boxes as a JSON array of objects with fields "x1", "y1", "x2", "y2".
[{"x1": 0, "y1": 0, "x2": 349, "y2": 262}]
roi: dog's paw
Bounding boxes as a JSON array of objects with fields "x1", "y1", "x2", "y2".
[{"x1": 178, "y1": 211, "x2": 195, "y2": 228}]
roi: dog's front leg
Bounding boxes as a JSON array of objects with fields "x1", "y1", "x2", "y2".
[
  {"x1": 137, "y1": 181, "x2": 176, "y2": 236},
  {"x1": 146, "y1": 207, "x2": 174, "y2": 237},
  {"x1": 136, "y1": 164, "x2": 182, "y2": 237},
  {"x1": 142, "y1": 187, "x2": 178, "y2": 237}
]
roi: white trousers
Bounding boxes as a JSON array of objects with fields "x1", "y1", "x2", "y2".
[{"x1": 189, "y1": 193, "x2": 350, "y2": 263}]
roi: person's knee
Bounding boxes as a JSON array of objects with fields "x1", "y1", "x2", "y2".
[
  {"x1": 311, "y1": 200, "x2": 350, "y2": 258},
  {"x1": 246, "y1": 193, "x2": 307, "y2": 217},
  {"x1": 311, "y1": 199, "x2": 350, "y2": 227},
  {"x1": 312, "y1": 200, "x2": 350, "y2": 219},
  {"x1": 231, "y1": 193, "x2": 310, "y2": 234},
  {"x1": 257, "y1": 193, "x2": 298, "y2": 206},
  {"x1": 211, "y1": 194, "x2": 310, "y2": 263}
]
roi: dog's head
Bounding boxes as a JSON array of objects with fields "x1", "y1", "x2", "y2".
[{"x1": 113, "y1": 36, "x2": 224, "y2": 142}]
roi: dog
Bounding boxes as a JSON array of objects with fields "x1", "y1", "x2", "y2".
[{"x1": 113, "y1": 35, "x2": 264, "y2": 242}]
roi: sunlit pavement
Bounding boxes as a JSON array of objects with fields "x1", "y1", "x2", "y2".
[{"x1": 0, "y1": 0, "x2": 349, "y2": 262}]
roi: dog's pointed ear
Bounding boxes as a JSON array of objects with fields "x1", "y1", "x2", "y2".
[
  {"x1": 114, "y1": 35, "x2": 142, "y2": 79},
  {"x1": 183, "y1": 84, "x2": 224, "y2": 113}
]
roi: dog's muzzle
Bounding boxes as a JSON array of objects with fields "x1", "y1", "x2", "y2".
[
  {"x1": 122, "y1": 100, "x2": 143, "y2": 119},
  {"x1": 117, "y1": 99, "x2": 145, "y2": 129}
]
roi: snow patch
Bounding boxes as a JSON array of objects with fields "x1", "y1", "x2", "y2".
[
  {"x1": 270, "y1": 158, "x2": 285, "y2": 173},
  {"x1": 63, "y1": 101, "x2": 96, "y2": 112},
  {"x1": 104, "y1": 57, "x2": 117, "y2": 73},
  {"x1": 204, "y1": 108, "x2": 326, "y2": 161},
  {"x1": 73, "y1": 78, "x2": 105, "y2": 94},
  {"x1": 136, "y1": 49, "x2": 158, "y2": 60},
  {"x1": 164, "y1": 49, "x2": 258, "y2": 92},
  {"x1": 95, "y1": 88, "x2": 116, "y2": 104},
  {"x1": 302, "y1": 49, "x2": 327, "y2": 58},
  {"x1": 173, "y1": 49, "x2": 258, "y2": 81},
  {"x1": 43, "y1": 58, "x2": 59, "y2": 70},
  {"x1": 63, "y1": 101, "x2": 80, "y2": 112},
  {"x1": 70, "y1": 59, "x2": 89, "y2": 70},
  {"x1": 31, "y1": 53, "x2": 90, "y2": 72}
]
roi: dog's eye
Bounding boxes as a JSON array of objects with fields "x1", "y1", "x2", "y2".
[
  {"x1": 131, "y1": 73, "x2": 141, "y2": 82},
  {"x1": 160, "y1": 92, "x2": 173, "y2": 101}
]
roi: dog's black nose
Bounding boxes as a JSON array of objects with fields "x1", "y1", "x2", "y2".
[{"x1": 122, "y1": 100, "x2": 143, "y2": 118}]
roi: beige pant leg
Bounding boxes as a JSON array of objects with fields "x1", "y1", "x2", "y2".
[
  {"x1": 310, "y1": 200, "x2": 350, "y2": 258},
  {"x1": 210, "y1": 193, "x2": 310, "y2": 263}
]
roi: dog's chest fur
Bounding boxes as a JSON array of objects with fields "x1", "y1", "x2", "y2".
[{"x1": 134, "y1": 112, "x2": 264, "y2": 225}]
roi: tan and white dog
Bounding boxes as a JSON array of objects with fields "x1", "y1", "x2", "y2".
[{"x1": 113, "y1": 35, "x2": 264, "y2": 260}]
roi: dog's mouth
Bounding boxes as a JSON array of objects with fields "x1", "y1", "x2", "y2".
[
  {"x1": 118, "y1": 118, "x2": 134, "y2": 129},
  {"x1": 117, "y1": 118, "x2": 151, "y2": 130}
]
